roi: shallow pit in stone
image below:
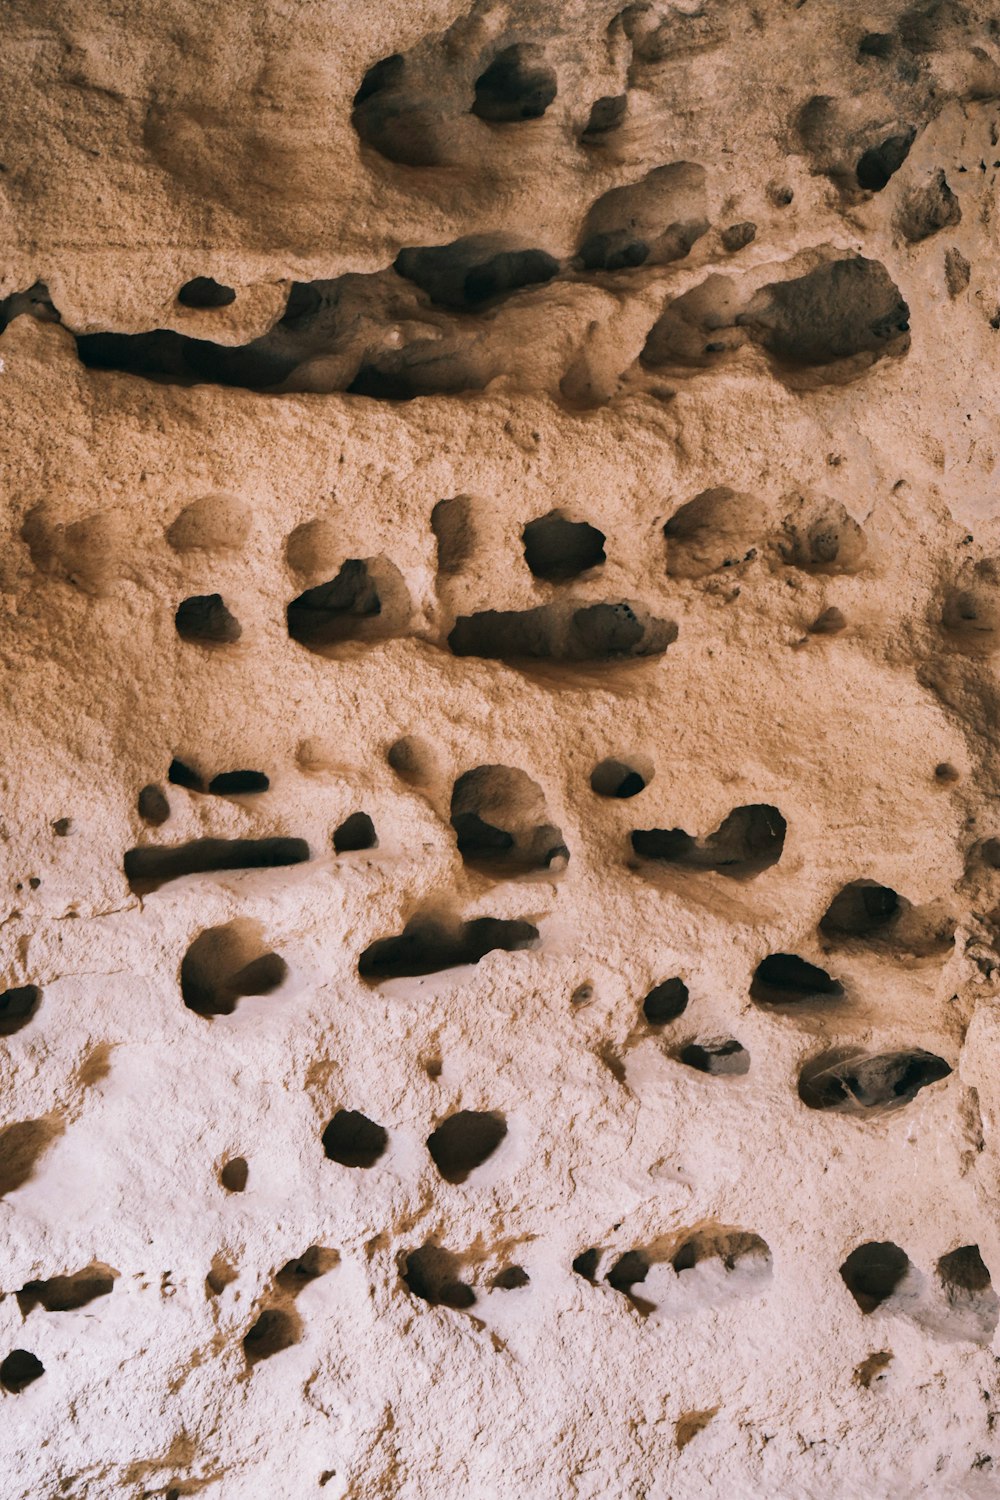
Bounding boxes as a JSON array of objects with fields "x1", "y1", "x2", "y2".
[
  {"x1": 590, "y1": 757, "x2": 651, "y2": 799},
  {"x1": 180, "y1": 921, "x2": 288, "y2": 1017}
]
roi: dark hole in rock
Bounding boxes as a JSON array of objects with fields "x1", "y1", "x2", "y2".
[
  {"x1": 177, "y1": 276, "x2": 237, "y2": 309},
  {"x1": 721, "y1": 221, "x2": 757, "y2": 252},
  {"x1": 841, "y1": 1242, "x2": 910, "y2": 1312},
  {"x1": 642, "y1": 977, "x2": 689, "y2": 1025},
  {"x1": 451, "y1": 765, "x2": 567, "y2": 872},
  {"x1": 632, "y1": 804, "x2": 786, "y2": 876},
  {"x1": 607, "y1": 1249, "x2": 649, "y2": 1295},
  {"x1": 492, "y1": 1266, "x2": 530, "y2": 1289},
  {"x1": 572, "y1": 1248, "x2": 601, "y2": 1281},
  {"x1": 220, "y1": 1157, "x2": 248, "y2": 1192},
  {"x1": 820, "y1": 881, "x2": 900, "y2": 938},
  {"x1": 322, "y1": 1110, "x2": 388, "y2": 1168},
  {"x1": 590, "y1": 759, "x2": 647, "y2": 798},
  {"x1": 125, "y1": 837, "x2": 309, "y2": 893},
  {"x1": 208, "y1": 770, "x2": 269, "y2": 796},
  {"x1": 168, "y1": 759, "x2": 202, "y2": 791},
  {"x1": 750, "y1": 953, "x2": 844, "y2": 1005},
  {"x1": 678, "y1": 1038, "x2": 749, "y2": 1075},
  {"x1": 333, "y1": 812, "x2": 378, "y2": 853},
  {"x1": 938, "y1": 1244, "x2": 992, "y2": 1295},
  {"x1": 353, "y1": 53, "x2": 405, "y2": 108},
  {"x1": 427, "y1": 1110, "x2": 507, "y2": 1184},
  {"x1": 856, "y1": 130, "x2": 915, "y2": 191},
  {"x1": 403, "y1": 1244, "x2": 475, "y2": 1308},
  {"x1": 859, "y1": 31, "x2": 893, "y2": 57},
  {"x1": 0, "y1": 1350, "x2": 44, "y2": 1392},
  {"x1": 935, "y1": 762, "x2": 960, "y2": 782},
  {"x1": 138, "y1": 783, "x2": 170, "y2": 825},
  {"x1": 736, "y1": 257, "x2": 910, "y2": 372},
  {"x1": 449, "y1": 600, "x2": 677, "y2": 663},
  {"x1": 522, "y1": 510, "x2": 606, "y2": 582},
  {"x1": 672, "y1": 1228, "x2": 771, "y2": 1274},
  {"x1": 0, "y1": 984, "x2": 40, "y2": 1036},
  {"x1": 175, "y1": 593, "x2": 242, "y2": 645},
  {"x1": 52, "y1": 818, "x2": 71, "y2": 836},
  {"x1": 359, "y1": 915, "x2": 538, "y2": 981},
  {"x1": 180, "y1": 921, "x2": 288, "y2": 1017},
  {"x1": 431, "y1": 496, "x2": 475, "y2": 575},
  {"x1": 287, "y1": 557, "x2": 410, "y2": 651},
  {"x1": 581, "y1": 94, "x2": 627, "y2": 142},
  {"x1": 472, "y1": 44, "x2": 557, "y2": 123},
  {"x1": 798, "y1": 1049, "x2": 951, "y2": 1112},
  {"x1": 395, "y1": 237, "x2": 559, "y2": 311},
  {"x1": 0, "y1": 281, "x2": 59, "y2": 334},
  {"x1": 16, "y1": 1262, "x2": 117, "y2": 1315},
  {"x1": 386, "y1": 734, "x2": 437, "y2": 785},
  {"x1": 243, "y1": 1306, "x2": 300, "y2": 1364}
]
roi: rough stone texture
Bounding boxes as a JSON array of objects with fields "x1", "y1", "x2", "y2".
[{"x1": 2, "y1": 1, "x2": 1000, "y2": 1496}]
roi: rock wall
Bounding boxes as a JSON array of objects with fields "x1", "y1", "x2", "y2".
[{"x1": 2, "y1": 1, "x2": 1000, "y2": 1495}]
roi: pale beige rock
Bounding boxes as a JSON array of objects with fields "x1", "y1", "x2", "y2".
[{"x1": 1, "y1": 1, "x2": 1000, "y2": 1497}]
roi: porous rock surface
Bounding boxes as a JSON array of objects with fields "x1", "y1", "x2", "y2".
[{"x1": 2, "y1": 0, "x2": 1000, "y2": 1495}]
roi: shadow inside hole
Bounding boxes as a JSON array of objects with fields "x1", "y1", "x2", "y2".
[
  {"x1": 181, "y1": 920, "x2": 287, "y2": 1017},
  {"x1": 451, "y1": 765, "x2": 567, "y2": 873},
  {"x1": 750, "y1": 953, "x2": 844, "y2": 1006},
  {"x1": 841, "y1": 1241, "x2": 911, "y2": 1312},
  {"x1": 0, "y1": 985, "x2": 40, "y2": 1036},
  {"x1": 449, "y1": 599, "x2": 677, "y2": 665},
  {"x1": 322, "y1": 1110, "x2": 388, "y2": 1168},
  {"x1": 798, "y1": 1048, "x2": 951, "y2": 1113},
  {"x1": 676, "y1": 1038, "x2": 749, "y2": 1075},
  {"x1": 590, "y1": 757, "x2": 649, "y2": 798},
  {"x1": 220, "y1": 1157, "x2": 249, "y2": 1192},
  {"x1": 522, "y1": 510, "x2": 606, "y2": 582},
  {"x1": 632, "y1": 804, "x2": 786, "y2": 877},
  {"x1": 0, "y1": 1350, "x2": 44, "y2": 1392},
  {"x1": 243, "y1": 1306, "x2": 301, "y2": 1364},
  {"x1": 125, "y1": 836, "x2": 309, "y2": 893},
  {"x1": 642, "y1": 977, "x2": 689, "y2": 1025},
  {"x1": 287, "y1": 557, "x2": 411, "y2": 652},
  {"x1": 492, "y1": 1266, "x2": 530, "y2": 1290},
  {"x1": 820, "y1": 880, "x2": 900, "y2": 939},
  {"x1": 208, "y1": 770, "x2": 269, "y2": 796},
  {"x1": 16, "y1": 1262, "x2": 117, "y2": 1315},
  {"x1": 359, "y1": 914, "x2": 538, "y2": 981},
  {"x1": 333, "y1": 812, "x2": 378, "y2": 853},
  {"x1": 402, "y1": 1244, "x2": 475, "y2": 1308},
  {"x1": 426, "y1": 1110, "x2": 507, "y2": 1183},
  {"x1": 175, "y1": 593, "x2": 242, "y2": 645}
]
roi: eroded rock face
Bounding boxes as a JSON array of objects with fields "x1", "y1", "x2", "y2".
[{"x1": 1, "y1": 0, "x2": 1000, "y2": 1495}]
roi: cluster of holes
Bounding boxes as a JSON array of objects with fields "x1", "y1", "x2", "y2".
[{"x1": 322, "y1": 1108, "x2": 507, "y2": 1183}]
